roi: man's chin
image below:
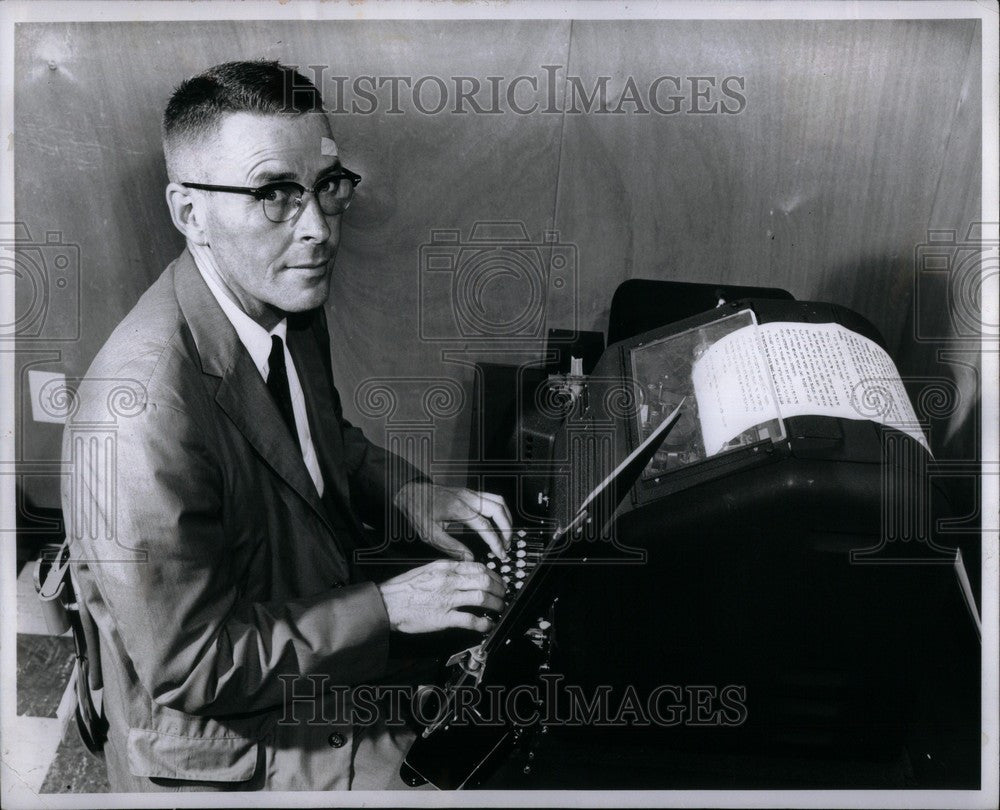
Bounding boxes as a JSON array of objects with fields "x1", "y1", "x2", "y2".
[{"x1": 279, "y1": 277, "x2": 332, "y2": 312}]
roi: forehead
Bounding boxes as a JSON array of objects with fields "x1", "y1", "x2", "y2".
[{"x1": 209, "y1": 112, "x2": 337, "y2": 181}]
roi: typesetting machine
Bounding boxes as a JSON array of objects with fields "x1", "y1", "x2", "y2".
[{"x1": 400, "y1": 289, "x2": 981, "y2": 790}]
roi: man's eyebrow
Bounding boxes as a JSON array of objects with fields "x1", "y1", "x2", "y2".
[
  {"x1": 313, "y1": 161, "x2": 344, "y2": 180},
  {"x1": 251, "y1": 170, "x2": 298, "y2": 184},
  {"x1": 251, "y1": 162, "x2": 343, "y2": 185}
]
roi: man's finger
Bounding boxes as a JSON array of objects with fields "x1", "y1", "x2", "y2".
[
  {"x1": 448, "y1": 564, "x2": 499, "y2": 587},
  {"x1": 429, "y1": 526, "x2": 474, "y2": 561},
  {"x1": 445, "y1": 610, "x2": 494, "y2": 634},
  {"x1": 478, "y1": 489, "x2": 512, "y2": 517},
  {"x1": 447, "y1": 589, "x2": 505, "y2": 614},
  {"x1": 459, "y1": 488, "x2": 513, "y2": 550},
  {"x1": 451, "y1": 564, "x2": 505, "y2": 596},
  {"x1": 458, "y1": 512, "x2": 506, "y2": 561},
  {"x1": 452, "y1": 560, "x2": 491, "y2": 576},
  {"x1": 477, "y1": 495, "x2": 513, "y2": 547}
]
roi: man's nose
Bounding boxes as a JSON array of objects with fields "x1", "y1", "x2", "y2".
[{"x1": 293, "y1": 191, "x2": 336, "y2": 243}]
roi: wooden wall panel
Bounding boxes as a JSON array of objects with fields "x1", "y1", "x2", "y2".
[
  {"x1": 14, "y1": 19, "x2": 980, "y2": 509},
  {"x1": 551, "y1": 20, "x2": 979, "y2": 355},
  {"x1": 897, "y1": 27, "x2": 982, "y2": 461}
]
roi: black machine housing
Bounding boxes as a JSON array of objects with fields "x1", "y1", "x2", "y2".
[{"x1": 466, "y1": 296, "x2": 980, "y2": 788}]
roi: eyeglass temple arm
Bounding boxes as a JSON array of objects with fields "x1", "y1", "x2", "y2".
[{"x1": 181, "y1": 182, "x2": 261, "y2": 197}]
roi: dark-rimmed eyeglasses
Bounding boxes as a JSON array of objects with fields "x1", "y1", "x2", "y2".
[{"x1": 182, "y1": 167, "x2": 361, "y2": 223}]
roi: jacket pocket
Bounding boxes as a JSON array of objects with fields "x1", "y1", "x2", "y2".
[{"x1": 127, "y1": 727, "x2": 259, "y2": 783}]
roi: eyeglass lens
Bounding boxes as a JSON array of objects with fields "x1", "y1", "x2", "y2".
[{"x1": 262, "y1": 176, "x2": 355, "y2": 222}]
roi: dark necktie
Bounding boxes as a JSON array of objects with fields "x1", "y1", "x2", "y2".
[{"x1": 266, "y1": 335, "x2": 301, "y2": 450}]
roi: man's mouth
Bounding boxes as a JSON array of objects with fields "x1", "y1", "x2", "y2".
[{"x1": 287, "y1": 259, "x2": 330, "y2": 271}]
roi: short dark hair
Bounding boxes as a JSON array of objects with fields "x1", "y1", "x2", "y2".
[{"x1": 161, "y1": 60, "x2": 325, "y2": 179}]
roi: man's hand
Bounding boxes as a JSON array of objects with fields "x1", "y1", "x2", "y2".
[
  {"x1": 378, "y1": 560, "x2": 506, "y2": 634},
  {"x1": 393, "y1": 482, "x2": 513, "y2": 561}
]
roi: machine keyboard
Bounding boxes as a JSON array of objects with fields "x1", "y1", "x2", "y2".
[{"x1": 484, "y1": 529, "x2": 548, "y2": 606}]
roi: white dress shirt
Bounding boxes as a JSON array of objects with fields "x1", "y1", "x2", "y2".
[{"x1": 190, "y1": 246, "x2": 325, "y2": 497}]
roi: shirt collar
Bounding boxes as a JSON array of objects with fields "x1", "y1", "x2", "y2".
[{"x1": 189, "y1": 244, "x2": 286, "y2": 380}]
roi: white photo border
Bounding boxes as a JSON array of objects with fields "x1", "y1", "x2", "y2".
[{"x1": 1, "y1": 2, "x2": 996, "y2": 808}]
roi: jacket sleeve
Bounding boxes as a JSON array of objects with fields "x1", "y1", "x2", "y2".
[
  {"x1": 311, "y1": 309, "x2": 429, "y2": 529},
  {"x1": 63, "y1": 386, "x2": 391, "y2": 718},
  {"x1": 334, "y1": 384, "x2": 429, "y2": 531}
]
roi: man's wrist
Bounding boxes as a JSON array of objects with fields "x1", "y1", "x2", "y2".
[{"x1": 392, "y1": 479, "x2": 428, "y2": 512}]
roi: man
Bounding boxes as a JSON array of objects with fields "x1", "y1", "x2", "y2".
[{"x1": 62, "y1": 60, "x2": 511, "y2": 792}]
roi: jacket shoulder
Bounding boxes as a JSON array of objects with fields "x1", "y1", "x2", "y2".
[{"x1": 75, "y1": 258, "x2": 203, "y2": 418}]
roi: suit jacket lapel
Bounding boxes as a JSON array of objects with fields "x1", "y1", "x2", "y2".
[{"x1": 172, "y1": 250, "x2": 334, "y2": 536}]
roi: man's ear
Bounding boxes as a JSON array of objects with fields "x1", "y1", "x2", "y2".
[{"x1": 165, "y1": 183, "x2": 209, "y2": 246}]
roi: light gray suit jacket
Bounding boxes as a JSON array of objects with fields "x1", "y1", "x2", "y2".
[{"x1": 62, "y1": 249, "x2": 422, "y2": 790}]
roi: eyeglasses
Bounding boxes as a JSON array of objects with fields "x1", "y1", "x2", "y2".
[{"x1": 182, "y1": 167, "x2": 362, "y2": 223}]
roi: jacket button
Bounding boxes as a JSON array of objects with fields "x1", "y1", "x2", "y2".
[{"x1": 328, "y1": 732, "x2": 347, "y2": 749}]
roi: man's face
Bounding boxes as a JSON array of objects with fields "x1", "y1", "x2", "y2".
[{"x1": 195, "y1": 111, "x2": 343, "y2": 323}]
